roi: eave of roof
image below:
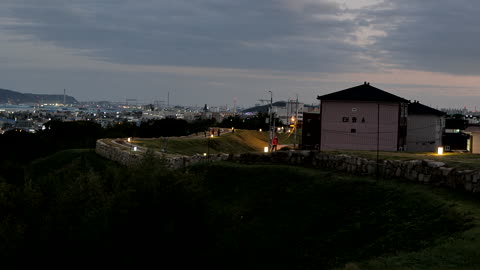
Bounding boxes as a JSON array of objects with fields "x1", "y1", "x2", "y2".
[{"x1": 317, "y1": 82, "x2": 409, "y2": 103}]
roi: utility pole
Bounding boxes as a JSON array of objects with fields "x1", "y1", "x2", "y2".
[
  {"x1": 268, "y1": 90, "x2": 273, "y2": 152},
  {"x1": 294, "y1": 94, "x2": 298, "y2": 149}
]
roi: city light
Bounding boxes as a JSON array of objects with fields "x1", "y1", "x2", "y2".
[
  {"x1": 264, "y1": 146, "x2": 269, "y2": 153},
  {"x1": 127, "y1": 137, "x2": 131, "y2": 142},
  {"x1": 437, "y1": 147, "x2": 444, "y2": 155},
  {"x1": 133, "y1": 146, "x2": 137, "y2": 151}
]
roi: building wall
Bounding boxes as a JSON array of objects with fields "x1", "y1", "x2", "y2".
[
  {"x1": 302, "y1": 112, "x2": 321, "y2": 149},
  {"x1": 406, "y1": 115, "x2": 444, "y2": 152},
  {"x1": 320, "y1": 100, "x2": 400, "y2": 151},
  {"x1": 471, "y1": 133, "x2": 480, "y2": 154}
]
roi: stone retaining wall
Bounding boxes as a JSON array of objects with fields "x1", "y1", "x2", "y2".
[{"x1": 96, "y1": 139, "x2": 480, "y2": 193}]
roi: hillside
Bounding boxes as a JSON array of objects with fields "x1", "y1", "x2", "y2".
[
  {"x1": 0, "y1": 88, "x2": 78, "y2": 104},
  {"x1": 133, "y1": 129, "x2": 300, "y2": 155},
  {"x1": 1, "y1": 149, "x2": 478, "y2": 269}
]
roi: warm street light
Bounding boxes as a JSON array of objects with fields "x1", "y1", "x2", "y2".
[
  {"x1": 264, "y1": 146, "x2": 269, "y2": 153},
  {"x1": 437, "y1": 147, "x2": 444, "y2": 155},
  {"x1": 127, "y1": 137, "x2": 131, "y2": 142}
]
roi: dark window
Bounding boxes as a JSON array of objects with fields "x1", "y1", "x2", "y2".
[
  {"x1": 351, "y1": 128, "x2": 356, "y2": 133},
  {"x1": 342, "y1": 117, "x2": 349, "y2": 122},
  {"x1": 352, "y1": 117, "x2": 357, "y2": 123},
  {"x1": 361, "y1": 117, "x2": 365, "y2": 123}
]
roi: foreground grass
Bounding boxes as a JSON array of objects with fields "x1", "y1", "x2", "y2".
[
  {"x1": 191, "y1": 162, "x2": 472, "y2": 269},
  {"x1": 2, "y1": 149, "x2": 480, "y2": 269}
]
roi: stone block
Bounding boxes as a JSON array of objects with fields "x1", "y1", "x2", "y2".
[{"x1": 427, "y1": 161, "x2": 445, "y2": 168}]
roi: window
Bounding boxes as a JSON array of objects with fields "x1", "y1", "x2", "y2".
[
  {"x1": 352, "y1": 117, "x2": 357, "y2": 123},
  {"x1": 342, "y1": 117, "x2": 349, "y2": 122},
  {"x1": 351, "y1": 128, "x2": 356, "y2": 133}
]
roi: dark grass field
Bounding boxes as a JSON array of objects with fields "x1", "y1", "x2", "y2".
[{"x1": 2, "y1": 149, "x2": 479, "y2": 269}]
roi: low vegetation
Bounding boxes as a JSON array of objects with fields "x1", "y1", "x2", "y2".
[
  {"x1": 1, "y1": 149, "x2": 478, "y2": 269},
  {"x1": 134, "y1": 129, "x2": 299, "y2": 155},
  {"x1": 328, "y1": 150, "x2": 480, "y2": 170}
]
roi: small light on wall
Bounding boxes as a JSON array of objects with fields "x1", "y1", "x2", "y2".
[
  {"x1": 264, "y1": 146, "x2": 269, "y2": 153},
  {"x1": 259, "y1": 128, "x2": 262, "y2": 132},
  {"x1": 127, "y1": 137, "x2": 131, "y2": 142},
  {"x1": 437, "y1": 146, "x2": 444, "y2": 155},
  {"x1": 133, "y1": 146, "x2": 137, "y2": 151},
  {"x1": 203, "y1": 153, "x2": 207, "y2": 156},
  {"x1": 210, "y1": 134, "x2": 214, "y2": 138}
]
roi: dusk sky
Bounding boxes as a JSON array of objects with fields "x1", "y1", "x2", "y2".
[{"x1": 1, "y1": 0, "x2": 480, "y2": 109}]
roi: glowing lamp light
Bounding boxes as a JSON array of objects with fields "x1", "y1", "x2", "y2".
[
  {"x1": 264, "y1": 146, "x2": 269, "y2": 153},
  {"x1": 133, "y1": 146, "x2": 137, "y2": 151},
  {"x1": 210, "y1": 134, "x2": 214, "y2": 138},
  {"x1": 127, "y1": 137, "x2": 131, "y2": 142},
  {"x1": 437, "y1": 147, "x2": 444, "y2": 155},
  {"x1": 259, "y1": 128, "x2": 262, "y2": 132},
  {"x1": 203, "y1": 153, "x2": 207, "y2": 156}
]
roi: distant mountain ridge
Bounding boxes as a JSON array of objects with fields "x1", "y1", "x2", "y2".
[{"x1": 0, "y1": 88, "x2": 78, "y2": 104}]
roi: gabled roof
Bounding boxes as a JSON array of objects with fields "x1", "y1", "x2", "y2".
[
  {"x1": 408, "y1": 101, "x2": 446, "y2": 116},
  {"x1": 317, "y1": 82, "x2": 409, "y2": 103}
]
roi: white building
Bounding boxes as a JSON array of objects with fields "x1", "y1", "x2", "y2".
[{"x1": 406, "y1": 101, "x2": 446, "y2": 152}]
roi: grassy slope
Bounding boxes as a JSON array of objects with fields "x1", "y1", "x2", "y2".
[
  {"x1": 326, "y1": 150, "x2": 480, "y2": 170},
  {"x1": 190, "y1": 162, "x2": 473, "y2": 269},
  {"x1": 134, "y1": 129, "x2": 298, "y2": 155},
  {"x1": 16, "y1": 150, "x2": 480, "y2": 269}
]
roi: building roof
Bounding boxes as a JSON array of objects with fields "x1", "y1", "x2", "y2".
[
  {"x1": 408, "y1": 101, "x2": 446, "y2": 116},
  {"x1": 317, "y1": 82, "x2": 409, "y2": 103}
]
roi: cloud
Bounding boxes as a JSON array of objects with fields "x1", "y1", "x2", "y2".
[
  {"x1": 0, "y1": 0, "x2": 373, "y2": 72},
  {"x1": 364, "y1": 0, "x2": 480, "y2": 75}
]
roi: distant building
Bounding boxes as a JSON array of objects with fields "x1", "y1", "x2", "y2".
[
  {"x1": 273, "y1": 101, "x2": 304, "y2": 126},
  {"x1": 464, "y1": 126, "x2": 480, "y2": 153},
  {"x1": 406, "y1": 101, "x2": 446, "y2": 152},
  {"x1": 316, "y1": 82, "x2": 408, "y2": 151}
]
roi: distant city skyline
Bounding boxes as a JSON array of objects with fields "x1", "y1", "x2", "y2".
[{"x1": 2, "y1": 0, "x2": 480, "y2": 109}]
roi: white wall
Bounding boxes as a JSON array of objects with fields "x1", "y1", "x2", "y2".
[{"x1": 407, "y1": 115, "x2": 444, "y2": 152}]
